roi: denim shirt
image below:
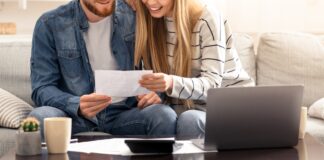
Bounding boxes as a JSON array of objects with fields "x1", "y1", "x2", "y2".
[{"x1": 30, "y1": 0, "x2": 136, "y2": 120}]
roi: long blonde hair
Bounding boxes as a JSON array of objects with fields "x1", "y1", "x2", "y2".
[{"x1": 134, "y1": 0, "x2": 203, "y2": 108}]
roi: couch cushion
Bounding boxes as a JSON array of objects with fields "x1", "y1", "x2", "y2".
[
  {"x1": 257, "y1": 32, "x2": 324, "y2": 107},
  {"x1": 233, "y1": 33, "x2": 256, "y2": 84},
  {"x1": 0, "y1": 128, "x2": 16, "y2": 157},
  {"x1": 0, "y1": 36, "x2": 33, "y2": 106},
  {"x1": 308, "y1": 98, "x2": 324, "y2": 120},
  {"x1": 307, "y1": 117, "x2": 324, "y2": 144},
  {"x1": 0, "y1": 88, "x2": 33, "y2": 128}
]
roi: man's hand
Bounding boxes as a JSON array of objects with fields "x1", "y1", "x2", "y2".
[
  {"x1": 79, "y1": 93, "x2": 112, "y2": 119},
  {"x1": 139, "y1": 73, "x2": 173, "y2": 92},
  {"x1": 125, "y1": 0, "x2": 136, "y2": 11},
  {"x1": 137, "y1": 92, "x2": 162, "y2": 109}
]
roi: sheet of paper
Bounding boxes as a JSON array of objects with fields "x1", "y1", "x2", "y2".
[
  {"x1": 95, "y1": 70, "x2": 153, "y2": 97},
  {"x1": 68, "y1": 138, "x2": 217, "y2": 156}
]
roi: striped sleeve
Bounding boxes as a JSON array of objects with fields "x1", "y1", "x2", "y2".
[
  {"x1": 167, "y1": 12, "x2": 225, "y2": 101},
  {"x1": 221, "y1": 19, "x2": 254, "y2": 87}
]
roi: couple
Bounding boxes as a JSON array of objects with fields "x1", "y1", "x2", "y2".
[{"x1": 30, "y1": 0, "x2": 252, "y2": 139}]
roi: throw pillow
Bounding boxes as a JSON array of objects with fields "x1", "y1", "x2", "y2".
[
  {"x1": 308, "y1": 98, "x2": 324, "y2": 120},
  {"x1": 0, "y1": 88, "x2": 33, "y2": 128}
]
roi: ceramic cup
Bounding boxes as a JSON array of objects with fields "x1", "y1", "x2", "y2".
[
  {"x1": 299, "y1": 107, "x2": 308, "y2": 139},
  {"x1": 44, "y1": 117, "x2": 72, "y2": 154}
]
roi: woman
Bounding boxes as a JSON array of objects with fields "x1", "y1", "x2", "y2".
[{"x1": 135, "y1": 0, "x2": 253, "y2": 139}]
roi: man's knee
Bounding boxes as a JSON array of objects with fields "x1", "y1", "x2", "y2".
[{"x1": 29, "y1": 106, "x2": 67, "y2": 120}]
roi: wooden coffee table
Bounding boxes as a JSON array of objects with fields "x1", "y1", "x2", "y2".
[{"x1": 2, "y1": 133, "x2": 324, "y2": 160}]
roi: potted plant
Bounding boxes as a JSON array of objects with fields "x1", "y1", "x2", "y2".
[{"x1": 16, "y1": 117, "x2": 41, "y2": 156}]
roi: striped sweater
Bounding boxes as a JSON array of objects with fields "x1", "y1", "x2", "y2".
[{"x1": 165, "y1": 6, "x2": 254, "y2": 105}]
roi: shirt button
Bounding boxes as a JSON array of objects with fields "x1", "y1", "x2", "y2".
[{"x1": 114, "y1": 17, "x2": 118, "y2": 24}]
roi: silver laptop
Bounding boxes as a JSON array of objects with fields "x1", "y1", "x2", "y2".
[{"x1": 193, "y1": 85, "x2": 304, "y2": 151}]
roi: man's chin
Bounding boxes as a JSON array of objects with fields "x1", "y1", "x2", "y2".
[
  {"x1": 95, "y1": 9, "x2": 114, "y2": 17},
  {"x1": 94, "y1": 4, "x2": 114, "y2": 17}
]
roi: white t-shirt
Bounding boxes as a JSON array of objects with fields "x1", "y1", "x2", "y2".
[{"x1": 83, "y1": 16, "x2": 126, "y2": 103}]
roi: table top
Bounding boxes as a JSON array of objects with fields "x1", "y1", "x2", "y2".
[{"x1": 2, "y1": 133, "x2": 324, "y2": 160}]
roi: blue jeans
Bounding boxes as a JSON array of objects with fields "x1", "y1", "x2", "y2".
[
  {"x1": 29, "y1": 104, "x2": 177, "y2": 140},
  {"x1": 177, "y1": 110, "x2": 206, "y2": 140}
]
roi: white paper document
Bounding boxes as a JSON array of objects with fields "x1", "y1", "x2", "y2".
[
  {"x1": 68, "y1": 138, "x2": 217, "y2": 156},
  {"x1": 95, "y1": 70, "x2": 153, "y2": 97}
]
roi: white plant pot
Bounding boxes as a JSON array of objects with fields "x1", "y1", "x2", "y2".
[{"x1": 16, "y1": 130, "x2": 41, "y2": 156}]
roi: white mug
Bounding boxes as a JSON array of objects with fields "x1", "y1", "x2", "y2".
[
  {"x1": 44, "y1": 117, "x2": 72, "y2": 154},
  {"x1": 299, "y1": 107, "x2": 308, "y2": 139}
]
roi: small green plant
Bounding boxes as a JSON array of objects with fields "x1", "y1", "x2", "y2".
[{"x1": 20, "y1": 117, "x2": 40, "y2": 132}]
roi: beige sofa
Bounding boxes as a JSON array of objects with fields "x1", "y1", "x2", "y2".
[
  {"x1": 0, "y1": 32, "x2": 323, "y2": 156},
  {"x1": 235, "y1": 32, "x2": 324, "y2": 143}
]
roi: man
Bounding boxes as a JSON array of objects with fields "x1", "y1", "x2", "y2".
[{"x1": 29, "y1": 0, "x2": 177, "y2": 137}]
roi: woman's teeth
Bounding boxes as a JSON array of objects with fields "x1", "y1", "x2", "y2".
[{"x1": 150, "y1": 7, "x2": 162, "y2": 11}]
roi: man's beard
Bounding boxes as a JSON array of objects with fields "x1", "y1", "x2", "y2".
[{"x1": 83, "y1": 0, "x2": 115, "y2": 17}]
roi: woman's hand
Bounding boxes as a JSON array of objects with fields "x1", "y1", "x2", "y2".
[
  {"x1": 137, "y1": 92, "x2": 162, "y2": 109},
  {"x1": 125, "y1": 0, "x2": 136, "y2": 11},
  {"x1": 139, "y1": 73, "x2": 173, "y2": 92}
]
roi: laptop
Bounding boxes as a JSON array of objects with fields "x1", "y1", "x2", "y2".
[{"x1": 193, "y1": 85, "x2": 304, "y2": 151}]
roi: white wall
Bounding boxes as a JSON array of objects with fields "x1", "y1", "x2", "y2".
[
  {"x1": 0, "y1": 1, "x2": 66, "y2": 34},
  {"x1": 0, "y1": 0, "x2": 323, "y2": 34},
  {"x1": 213, "y1": 0, "x2": 324, "y2": 33}
]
